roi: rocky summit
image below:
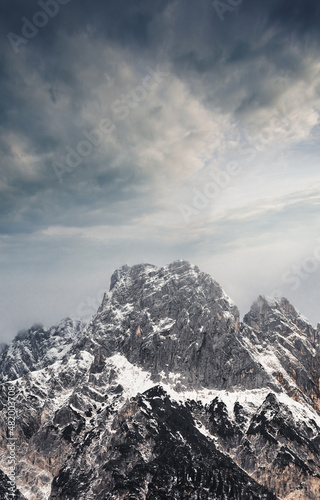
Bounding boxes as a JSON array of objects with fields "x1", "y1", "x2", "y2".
[{"x1": 0, "y1": 260, "x2": 320, "y2": 499}]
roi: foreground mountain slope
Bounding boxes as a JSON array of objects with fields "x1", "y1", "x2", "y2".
[
  {"x1": 0, "y1": 349, "x2": 279, "y2": 499},
  {"x1": 0, "y1": 260, "x2": 319, "y2": 499},
  {"x1": 49, "y1": 385, "x2": 277, "y2": 499}
]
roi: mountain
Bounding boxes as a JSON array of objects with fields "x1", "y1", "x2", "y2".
[
  {"x1": 0, "y1": 318, "x2": 86, "y2": 383},
  {"x1": 242, "y1": 296, "x2": 320, "y2": 410},
  {"x1": 0, "y1": 260, "x2": 319, "y2": 499},
  {"x1": 82, "y1": 261, "x2": 273, "y2": 390}
]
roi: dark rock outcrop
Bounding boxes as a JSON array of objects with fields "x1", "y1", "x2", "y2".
[{"x1": 0, "y1": 469, "x2": 27, "y2": 499}]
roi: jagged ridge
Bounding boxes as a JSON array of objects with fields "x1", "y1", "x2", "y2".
[{"x1": 0, "y1": 260, "x2": 320, "y2": 500}]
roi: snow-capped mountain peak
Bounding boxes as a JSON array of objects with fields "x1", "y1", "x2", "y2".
[{"x1": 1, "y1": 261, "x2": 320, "y2": 499}]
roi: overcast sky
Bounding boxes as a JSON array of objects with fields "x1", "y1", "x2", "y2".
[{"x1": 1, "y1": 0, "x2": 320, "y2": 342}]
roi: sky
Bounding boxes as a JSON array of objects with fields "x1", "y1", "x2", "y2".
[{"x1": 1, "y1": 0, "x2": 320, "y2": 342}]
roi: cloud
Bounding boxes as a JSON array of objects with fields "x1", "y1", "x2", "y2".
[{"x1": 1, "y1": 0, "x2": 320, "y2": 340}]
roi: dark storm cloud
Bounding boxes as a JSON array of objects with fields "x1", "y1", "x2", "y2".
[
  {"x1": 0, "y1": 5, "x2": 169, "y2": 235},
  {"x1": 1, "y1": 0, "x2": 171, "y2": 52},
  {"x1": 1, "y1": 0, "x2": 319, "y2": 238},
  {"x1": 268, "y1": 0, "x2": 320, "y2": 36},
  {"x1": 168, "y1": 3, "x2": 319, "y2": 120}
]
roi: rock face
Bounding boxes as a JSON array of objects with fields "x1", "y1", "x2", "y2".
[
  {"x1": 0, "y1": 318, "x2": 86, "y2": 383},
  {"x1": 187, "y1": 391, "x2": 320, "y2": 500},
  {"x1": 49, "y1": 386, "x2": 276, "y2": 500},
  {"x1": 85, "y1": 261, "x2": 272, "y2": 390},
  {"x1": 0, "y1": 260, "x2": 319, "y2": 499},
  {"x1": 242, "y1": 296, "x2": 320, "y2": 410},
  {"x1": 0, "y1": 470, "x2": 26, "y2": 499}
]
